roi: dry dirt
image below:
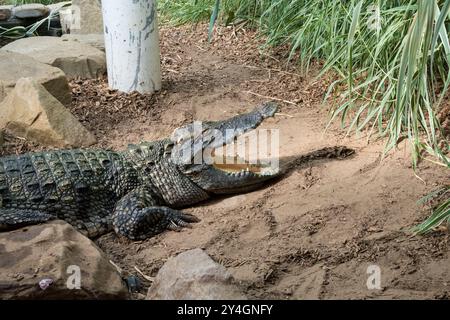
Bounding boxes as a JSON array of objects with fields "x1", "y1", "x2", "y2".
[{"x1": 1, "y1": 24, "x2": 449, "y2": 300}]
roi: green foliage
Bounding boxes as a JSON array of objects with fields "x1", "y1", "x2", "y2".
[
  {"x1": 0, "y1": 2, "x2": 69, "y2": 39},
  {"x1": 158, "y1": 0, "x2": 216, "y2": 25},
  {"x1": 413, "y1": 187, "x2": 450, "y2": 234},
  {"x1": 159, "y1": 0, "x2": 450, "y2": 233},
  {"x1": 208, "y1": 0, "x2": 220, "y2": 42}
]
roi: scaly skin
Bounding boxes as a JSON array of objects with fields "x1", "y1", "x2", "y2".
[
  {"x1": 0, "y1": 102, "x2": 356, "y2": 240},
  {"x1": 0, "y1": 103, "x2": 280, "y2": 240},
  {"x1": 0, "y1": 141, "x2": 212, "y2": 240}
]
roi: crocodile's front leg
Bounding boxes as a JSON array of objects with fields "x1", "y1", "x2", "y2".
[{"x1": 112, "y1": 186, "x2": 200, "y2": 240}]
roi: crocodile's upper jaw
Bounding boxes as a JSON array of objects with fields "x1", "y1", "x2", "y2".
[{"x1": 174, "y1": 102, "x2": 280, "y2": 194}]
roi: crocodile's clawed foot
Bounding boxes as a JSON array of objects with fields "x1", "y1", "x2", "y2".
[{"x1": 167, "y1": 212, "x2": 200, "y2": 232}]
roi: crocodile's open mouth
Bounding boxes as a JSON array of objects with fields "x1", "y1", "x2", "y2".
[{"x1": 212, "y1": 154, "x2": 277, "y2": 177}]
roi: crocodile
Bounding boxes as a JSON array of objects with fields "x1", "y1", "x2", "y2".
[{"x1": 0, "y1": 102, "x2": 353, "y2": 240}]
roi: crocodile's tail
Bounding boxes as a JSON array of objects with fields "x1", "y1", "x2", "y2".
[{"x1": 280, "y1": 146, "x2": 355, "y2": 174}]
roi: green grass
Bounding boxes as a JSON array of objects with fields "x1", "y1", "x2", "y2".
[{"x1": 159, "y1": 0, "x2": 216, "y2": 24}]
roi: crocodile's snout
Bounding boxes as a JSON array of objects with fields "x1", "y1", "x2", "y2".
[{"x1": 257, "y1": 102, "x2": 278, "y2": 118}]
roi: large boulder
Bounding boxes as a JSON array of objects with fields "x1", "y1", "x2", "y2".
[
  {"x1": 71, "y1": 0, "x2": 104, "y2": 34},
  {"x1": 2, "y1": 37, "x2": 106, "y2": 79},
  {"x1": 147, "y1": 248, "x2": 247, "y2": 300},
  {"x1": 0, "y1": 220, "x2": 129, "y2": 300},
  {"x1": 0, "y1": 78, "x2": 97, "y2": 148},
  {"x1": 0, "y1": 51, "x2": 71, "y2": 106},
  {"x1": 12, "y1": 4, "x2": 50, "y2": 19},
  {"x1": 61, "y1": 34, "x2": 105, "y2": 52}
]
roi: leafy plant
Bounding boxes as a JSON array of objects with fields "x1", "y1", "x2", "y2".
[{"x1": 413, "y1": 187, "x2": 450, "y2": 234}]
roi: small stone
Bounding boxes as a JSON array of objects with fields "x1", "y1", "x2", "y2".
[
  {"x1": 0, "y1": 5, "x2": 13, "y2": 21},
  {"x1": 147, "y1": 248, "x2": 246, "y2": 300},
  {"x1": 39, "y1": 278, "x2": 53, "y2": 290},
  {"x1": 12, "y1": 273, "x2": 25, "y2": 281},
  {"x1": 12, "y1": 4, "x2": 50, "y2": 19}
]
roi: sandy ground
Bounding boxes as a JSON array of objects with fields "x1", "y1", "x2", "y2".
[{"x1": 1, "y1": 24, "x2": 449, "y2": 299}]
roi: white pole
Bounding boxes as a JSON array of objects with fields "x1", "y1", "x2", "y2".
[{"x1": 101, "y1": 0, "x2": 162, "y2": 93}]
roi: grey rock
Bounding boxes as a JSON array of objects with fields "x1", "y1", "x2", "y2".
[
  {"x1": 2, "y1": 36, "x2": 106, "y2": 79},
  {"x1": 61, "y1": 33, "x2": 105, "y2": 52},
  {"x1": 12, "y1": 4, "x2": 50, "y2": 19},
  {"x1": 147, "y1": 248, "x2": 247, "y2": 300},
  {"x1": 0, "y1": 220, "x2": 129, "y2": 300},
  {"x1": 0, "y1": 51, "x2": 71, "y2": 106},
  {"x1": 0, "y1": 5, "x2": 13, "y2": 21},
  {"x1": 71, "y1": 0, "x2": 103, "y2": 34}
]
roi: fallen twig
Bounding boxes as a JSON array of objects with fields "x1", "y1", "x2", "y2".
[
  {"x1": 166, "y1": 68, "x2": 180, "y2": 74},
  {"x1": 195, "y1": 45, "x2": 207, "y2": 52},
  {"x1": 275, "y1": 112, "x2": 294, "y2": 118},
  {"x1": 109, "y1": 260, "x2": 123, "y2": 275},
  {"x1": 134, "y1": 266, "x2": 155, "y2": 282}
]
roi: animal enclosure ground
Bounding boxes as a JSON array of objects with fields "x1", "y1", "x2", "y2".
[{"x1": 1, "y1": 24, "x2": 449, "y2": 299}]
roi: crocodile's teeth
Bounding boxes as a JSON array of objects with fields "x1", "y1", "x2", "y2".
[{"x1": 259, "y1": 167, "x2": 279, "y2": 176}]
